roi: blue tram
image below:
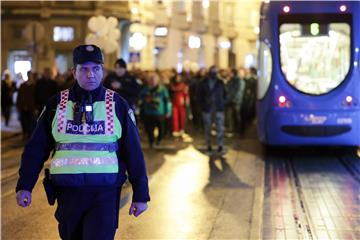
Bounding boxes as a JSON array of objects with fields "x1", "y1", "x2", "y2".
[{"x1": 257, "y1": 1, "x2": 360, "y2": 146}]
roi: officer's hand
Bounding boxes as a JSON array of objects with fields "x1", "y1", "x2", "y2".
[
  {"x1": 16, "y1": 190, "x2": 32, "y2": 208},
  {"x1": 129, "y1": 202, "x2": 148, "y2": 217}
]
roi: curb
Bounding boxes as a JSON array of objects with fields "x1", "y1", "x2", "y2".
[{"x1": 249, "y1": 156, "x2": 265, "y2": 239}]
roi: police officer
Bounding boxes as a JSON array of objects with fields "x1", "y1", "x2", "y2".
[{"x1": 15, "y1": 44, "x2": 150, "y2": 240}]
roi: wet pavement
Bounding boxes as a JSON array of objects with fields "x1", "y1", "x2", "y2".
[
  {"x1": 2, "y1": 113, "x2": 360, "y2": 239},
  {"x1": 1, "y1": 114, "x2": 264, "y2": 239}
]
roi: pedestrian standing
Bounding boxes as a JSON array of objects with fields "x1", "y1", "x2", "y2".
[
  {"x1": 34, "y1": 67, "x2": 58, "y2": 115},
  {"x1": 189, "y1": 68, "x2": 206, "y2": 129},
  {"x1": 16, "y1": 71, "x2": 37, "y2": 140},
  {"x1": 15, "y1": 44, "x2": 150, "y2": 240},
  {"x1": 1, "y1": 71, "x2": 16, "y2": 126},
  {"x1": 242, "y1": 67, "x2": 257, "y2": 128},
  {"x1": 198, "y1": 66, "x2": 226, "y2": 154},
  {"x1": 169, "y1": 73, "x2": 189, "y2": 137},
  {"x1": 225, "y1": 68, "x2": 245, "y2": 135},
  {"x1": 139, "y1": 72, "x2": 170, "y2": 148},
  {"x1": 103, "y1": 58, "x2": 142, "y2": 110}
]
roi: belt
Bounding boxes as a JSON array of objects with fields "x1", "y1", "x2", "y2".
[{"x1": 55, "y1": 142, "x2": 119, "y2": 152}]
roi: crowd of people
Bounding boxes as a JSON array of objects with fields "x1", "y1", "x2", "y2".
[{"x1": 1, "y1": 61, "x2": 257, "y2": 152}]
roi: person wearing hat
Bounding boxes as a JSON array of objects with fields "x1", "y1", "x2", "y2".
[
  {"x1": 103, "y1": 58, "x2": 142, "y2": 111},
  {"x1": 15, "y1": 44, "x2": 150, "y2": 239}
]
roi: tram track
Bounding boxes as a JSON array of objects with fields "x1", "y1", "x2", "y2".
[
  {"x1": 286, "y1": 156, "x2": 314, "y2": 240},
  {"x1": 337, "y1": 149, "x2": 360, "y2": 183},
  {"x1": 263, "y1": 147, "x2": 360, "y2": 239}
]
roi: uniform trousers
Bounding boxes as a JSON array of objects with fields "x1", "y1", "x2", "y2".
[{"x1": 55, "y1": 187, "x2": 119, "y2": 240}]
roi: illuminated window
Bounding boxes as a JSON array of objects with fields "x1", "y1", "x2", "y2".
[
  {"x1": 154, "y1": 27, "x2": 168, "y2": 37},
  {"x1": 14, "y1": 60, "x2": 31, "y2": 81},
  {"x1": 53, "y1": 26, "x2": 74, "y2": 42},
  {"x1": 219, "y1": 41, "x2": 231, "y2": 49},
  {"x1": 188, "y1": 35, "x2": 201, "y2": 49}
]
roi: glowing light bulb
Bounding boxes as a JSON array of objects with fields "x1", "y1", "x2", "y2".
[
  {"x1": 283, "y1": 6, "x2": 290, "y2": 13},
  {"x1": 279, "y1": 96, "x2": 286, "y2": 103},
  {"x1": 339, "y1": 5, "x2": 347, "y2": 12}
]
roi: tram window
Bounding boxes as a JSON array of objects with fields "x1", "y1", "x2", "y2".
[
  {"x1": 258, "y1": 41, "x2": 272, "y2": 99},
  {"x1": 279, "y1": 20, "x2": 350, "y2": 95}
]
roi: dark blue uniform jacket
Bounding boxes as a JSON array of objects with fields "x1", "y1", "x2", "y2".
[{"x1": 16, "y1": 82, "x2": 150, "y2": 203}]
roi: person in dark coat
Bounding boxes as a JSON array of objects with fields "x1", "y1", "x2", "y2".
[
  {"x1": 103, "y1": 58, "x2": 142, "y2": 110},
  {"x1": 242, "y1": 67, "x2": 257, "y2": 129},
  {"x1": 225, "y1": 68, "x2": 245, "y2": 135},
  {"x1": 1, "y1": 72, "x2": 16, "y2": 126},
  {"x1": 189, "y1": 68, "x2": 206, "y2": 129},
  {"x1": 34, "y1": 67, "x2": 59, "y2": 114},
  {"x1": 16, "y1": 71, "x2": 37, "y2": 140},
  {"x1": 198, "y1": 66, "x2": 226, "y2": 154}
]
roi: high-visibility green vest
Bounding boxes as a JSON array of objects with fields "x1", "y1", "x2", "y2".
[{"x1": 50, "y1": 89, "x2": 121, "y2": 185}]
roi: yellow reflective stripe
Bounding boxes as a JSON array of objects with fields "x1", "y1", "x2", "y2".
[{"x1": 51, "y1": 156, "x2": 117, "y2": 168}]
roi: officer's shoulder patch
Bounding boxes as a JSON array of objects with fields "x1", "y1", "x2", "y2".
[{"x1": 128, "y1": 108, "x2": 136, "y2": 126}]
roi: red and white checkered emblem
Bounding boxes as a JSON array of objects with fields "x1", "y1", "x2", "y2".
[
  {"x1": 105, "y1": 89, "x2": 114, "y2": 135},
  {"x1": 57, "y1": 90, "x2": 69, "y2": 133}
]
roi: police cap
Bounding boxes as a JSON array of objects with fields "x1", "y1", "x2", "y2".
[{"x1": 73, "y1": 44, "x2": 104, "y2": 65}]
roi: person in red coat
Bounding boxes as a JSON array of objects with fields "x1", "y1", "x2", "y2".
[{"x1": 170, "y1": 73, "x2": 189, "y2": 136}]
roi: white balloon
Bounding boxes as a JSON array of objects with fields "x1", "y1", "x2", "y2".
[
  {"x1": 97, "y1": 23, "x2": 109, "y2": 37},
  {"x1": 107, "y1": 17, "x2": 118, "y2": 29},
  {"x1": 88, "y1": 17, "x2": 99, "y2": 32},
  {"x1": 104, "y1": 39, "x2": 118, "y2": 54},
  {"x1": 108, "y1": 28, "x2": 120, "y2": 40},
  {"x1": 85, "y1": 33, "x2": 97, "y2": 45},
  {"x1": 97, "y1": 36, "x2": 108, "y2": 49},
  {"x1": 97, "y1": 16, "x2": 107, "y2": 26}
]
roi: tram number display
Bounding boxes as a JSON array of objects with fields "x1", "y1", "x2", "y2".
[
  {"x1": 301, "y1": 23, "x2": 329, "y2": 36},
  {"x1": 337, "y1": 118, "x2": 352, "y2": 124}
]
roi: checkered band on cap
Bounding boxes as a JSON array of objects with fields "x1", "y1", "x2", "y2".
[
  {"x1": 57, "y1": 90, "x2": 69, "y2": 133},
  {"x1": 105, "y1": 89, "x2": 114, "y2": 135}
]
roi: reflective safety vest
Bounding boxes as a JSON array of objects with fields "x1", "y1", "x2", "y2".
[{"x1": 51, "y1": 89, "x2": 122, "y2": 186}]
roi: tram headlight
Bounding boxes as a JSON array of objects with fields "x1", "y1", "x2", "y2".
[
  {"x1": 279, "y1": 96, "x2": 286, "y2": 103},
  {"x1": 346, "y1": 96, "x2": 353, "y2": 105},
  {"x1": 342, "y1": 95, "x2": 355, "y2": 107},
  {"x1": 278, "y1": 95, "x2": 291, "y2": 108}
]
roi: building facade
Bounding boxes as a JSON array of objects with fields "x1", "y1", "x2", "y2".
[{"x1": 1, "y1": 0, "x2": 260, "y2": 79}]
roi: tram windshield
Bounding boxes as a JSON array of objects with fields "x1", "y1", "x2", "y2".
[{"x1": 279, "y1": 15, "x2": 351, "y2": 95}]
